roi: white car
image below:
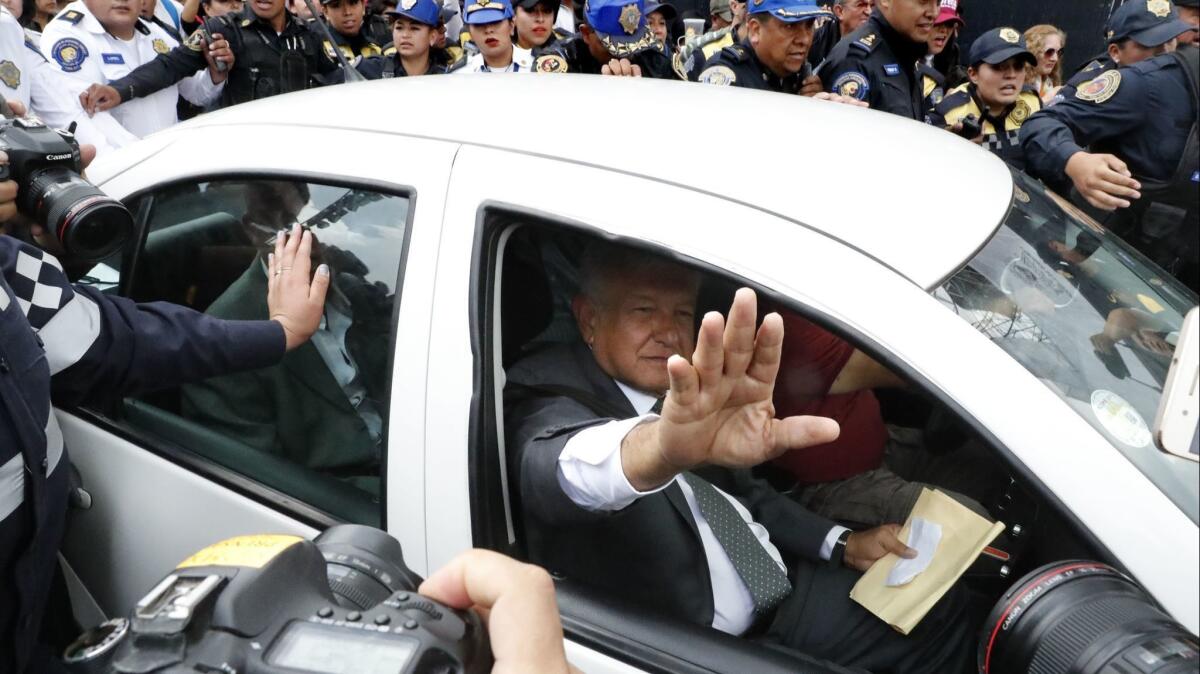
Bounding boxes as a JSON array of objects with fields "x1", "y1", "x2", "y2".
[{"x1": 58, "y1": 75, "x2": 1198, "y2": 673}]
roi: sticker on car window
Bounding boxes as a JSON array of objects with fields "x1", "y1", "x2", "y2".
[{"x1": 1090, "y1": 390, "x2": 1151, "y2": 448}]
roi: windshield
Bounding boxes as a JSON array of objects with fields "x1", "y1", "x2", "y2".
[{"x1": 934, "y1": 170, "x2": 1199, "y2": 523}]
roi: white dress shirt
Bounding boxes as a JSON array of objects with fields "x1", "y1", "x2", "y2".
[
  {"x1": 555, "y1": 380, "x2": 849, "y2": 635},
  {"x1": 456, "y1": 46, "x2": 533, "y2": 73}
]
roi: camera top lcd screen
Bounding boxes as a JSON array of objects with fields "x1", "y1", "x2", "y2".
[{"x1": 268, "y1": 621, "x2": 419, "y2": 674}]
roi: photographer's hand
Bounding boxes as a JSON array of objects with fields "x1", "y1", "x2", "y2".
[
  {"x1": 79, "y1": 84, "x2": 122, "y2": 115},
  {"x1": 420, "y1": 550, "x2": 582, "y2": 674},
  {"x1": 267, "y1": 223, "x2": 329, "y2": 351},
  {"x1": 0, "y1": 151, "x2": 18, "y2": 223}
]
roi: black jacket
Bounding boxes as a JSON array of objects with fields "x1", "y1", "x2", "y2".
[
  {"x1": 534, "y1": 36, "x2": 675, "y2": 78},
  {"x1": 504, "y1": 342, "x2": 837, "y2": 628},
  {"x1": 356, "y1": 48, "x2": 463, "y2": 78},
  {"x1": 818, "y1": 9, "x2": 926, "y2": 120},
  {"x1": 695, "y1": 40, "x2": 812, "y2": 92}
]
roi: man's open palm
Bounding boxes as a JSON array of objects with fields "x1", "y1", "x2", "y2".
[{"x1": 655, "y1": 288, "x2": 839, "y2": 471}]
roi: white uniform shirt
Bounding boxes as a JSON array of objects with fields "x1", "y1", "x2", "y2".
[
  {"x1": 40, "y1": 1, "x2": 221, "y2": 143},
  {"x1": 556, "y1": 380, "x2": 848, "y2": 635},
  {"x1": 457, "y1": 45, "x2": 533, "y2": 73}
]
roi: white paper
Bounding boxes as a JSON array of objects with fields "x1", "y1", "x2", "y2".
[{"x1": 886, "y1": 517, "x2": 942, "y2": 587}]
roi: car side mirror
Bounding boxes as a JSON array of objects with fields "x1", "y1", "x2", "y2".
[{"x1": 1153, "y1": 306, "x2": 1199, "y2": 462}]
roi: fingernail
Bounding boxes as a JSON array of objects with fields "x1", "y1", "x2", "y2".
[
  {"x1": 278, "y1": 229, "x2": 286, "y2": 240},
  {"x1": 268, "y1": 253, "x2": 274, "y2": 265},
  {"x1": 318, "y1": 264, "x2": 330, "y2": 276}
]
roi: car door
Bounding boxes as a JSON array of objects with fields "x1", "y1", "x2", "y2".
[{"x1": 59, "y1": 123, "x2": 457, "y2": 621}]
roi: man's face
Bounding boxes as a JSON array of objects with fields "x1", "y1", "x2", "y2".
[
  {"x1": 470, "y1": 19, "x2": 514, "y2": 60},
  {"x1": 241, "y1": 181, "x2": 309, "y2": 249},
  {"x1": 969, "y1": 57, "x2": 1026, "y2": 108},
  {"x1": 392, "y1": 17, "x2": 434, "y2": 56},
  {"x1": 580, "y1": 25, "x2": 612, "y2": 63},
  {"x1": 205, "y1": 0, "x2": 244, "y2": 15},
  {"x1": 514, "y1": 3, "x2": 556, "y2": 47},
  {"x1": 710, "y1": 12, "x2": 730, "y2": 29},
  {"x1": 878, "y1": 0, "x2": 936, "y2": 42},
  {"x1": 750, "y1": 16, "x2": 814, "y2": 77},
  {"x1": 285, "y1": 0, "x2": 310, "y2": 19},
  {"x1": 647, "y1": 9, "x2": 668, "y2": 42},
  {"x1": 1179, "y1": 8, "x2": 1200, "y2": 44},
  {"x1": 834, "y1": 0, "x2": 871, "y2": 33},
  {"x1": 1109, "y1": 37, "x2": 1174, "y2": 65},
  {"x1": 85, "y1": 0, "x2": 139, "y2": 33},
  {"x1": 575, "y1": 270, "x2": 698, "y2": 395},
  {"x1": 323, "y1": 0, "x2": 364, "y2": 35}
]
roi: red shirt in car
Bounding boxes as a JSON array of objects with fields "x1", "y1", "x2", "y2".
[{"x1": 771, "y1": 314, "x2": 888, "y2": 484}]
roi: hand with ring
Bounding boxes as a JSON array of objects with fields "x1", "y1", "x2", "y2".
[{"x1": 267, "y1": 223, "x2": 330, "y2": 351}]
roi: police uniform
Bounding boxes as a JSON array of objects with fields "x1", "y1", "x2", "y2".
[
  {"x1": 40, "y1": 1, "x2": 224, "y2": 139},
  {"x1": 917, "y1": 60, "x2": 944, "y2": 111},
  {"x1": 533, "y1": 0, "x2": 672, "y2": 76},
  {"x1": 693, "y1": 0, "x2": 827, "y2": 90},
  {"x1": 1057, "y1": 54, "x2": 1113, "y2": 102},
  {"x1": 818, "y1": 8, "x2": 927, "y2": 119},
  {"x1": 317, "y1": 1, "x2": 391, "y2": 61},
  {"x1": 1022, "y1": 45, "x2": 1200, "y2": 291},
  {"x1": 674, "y1": 23, "x2": 734, "y2": 80},
  {"x1": 355, "y1": 0, "x2": 463, "y2": 76},
  {"x1": 104, "y1": 6, "x2": 339, "y2": 109},
  {"x1": 0, "y1": 236, "x2": 287, "y2": 674}
]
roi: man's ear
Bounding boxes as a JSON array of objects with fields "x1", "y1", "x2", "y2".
[
  {"x1": 572, "y1": 295, "x2": 596, "y2": 344},
  {"x1": 1107, "y1": 42, "x2": 1121, "y2": 63},
  {"x1": 747, "y1": 16, "x2": 761, "y2": 45}
]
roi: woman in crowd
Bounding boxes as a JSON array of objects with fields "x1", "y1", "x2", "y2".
[{"x1": 1024, "y1": 23, "x2": 1066, "y2": 102}]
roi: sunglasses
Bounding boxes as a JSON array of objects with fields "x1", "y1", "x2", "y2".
[{"x1": 1043, "y1": 48, "x2": 1063, "y2": 57}]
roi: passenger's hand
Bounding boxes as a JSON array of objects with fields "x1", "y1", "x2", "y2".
[
  {"x1": 79, "y1": 84, "x2": 122, "y2": 115},
  {"x1": 798, "y1": 74, "x2": 822, "y2": 97},
  {"x1": 203, "y1": 32, "x2": 234, "y2": 83},
  {"x1": 844, "y1": 524, "x2": 916, "y2": 572},
  {"x1": 622, "y1": 288, "x2": 840, "y2": 490},
  {"x1": 0, "y1": 151, "x2": 18, "y2": 224},
  {"x1": 267, "y1": 223, "x2": 330, "y2": 351},
  {"x1": 420, "y1": 550, "x2": 582, "y2": 674},
  {"x1": 1065, "y1": 152, "x2": 1142, "y2": 210},
  {"x1": 811, "y1": 91, "x2": 869, "y2": 108},
  {"x1": 600, "y1": 58, "x2": 641, "y2": 77}
]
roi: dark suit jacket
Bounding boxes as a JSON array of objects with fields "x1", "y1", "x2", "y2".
[{"x1": 505, "y1": 342, "x2": 838, "y2": 628}]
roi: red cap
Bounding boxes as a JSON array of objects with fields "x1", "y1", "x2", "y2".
[{"x1": 935, "y1": 0, "x2": 963, "y2": 27}]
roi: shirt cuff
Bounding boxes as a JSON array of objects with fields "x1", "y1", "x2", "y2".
[
  {"x1": 819, "y1": 525, "x2": 851, "y2": 562},
  {"x1": 555, "y1": 414, "x2": 670, "y2": 511}
]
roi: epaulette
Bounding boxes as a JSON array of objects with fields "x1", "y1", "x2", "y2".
[
  {"x1": 382, "y1": 44, "x2": 396, "y2": 57},
  {"x1": 57, "y1": 9, "x2": 84, "y2": 23},
  {"x1": 722, "y1": 43, "x2": 749, "y2": 64},
  {"x1": 848, "y1": 31, "x2": 879, "y2": 55},
  {"x1": 444, "y1": 46, "x2": 467, "y2": 72},
  {"x1": 935, "y1": 84, "x2": 971, "y2": 113},
  {"x1": 553, "y1": 27, "x2": 573, "y2": 41}
]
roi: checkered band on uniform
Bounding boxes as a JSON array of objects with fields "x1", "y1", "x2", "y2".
[
  {"x1": 8, "y1": 246, "x2": 73, "y2": 329},
  {"x1": 984, "y1": 129, "x2": 1022, "y2": 151}
]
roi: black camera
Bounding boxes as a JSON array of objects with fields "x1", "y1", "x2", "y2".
[
  {"x1": 956, "y1": 114, "x2": 983, "y2": 140},
  {"x1": 63, "y1": 525, "x2": 493, "y2": 674},
  {"x1": 0, "y1": 115, "x2": 132, "y2": 262}
]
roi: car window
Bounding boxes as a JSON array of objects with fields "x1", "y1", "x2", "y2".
[{"x1": 109, "y1": 178, "x2": 410, "y2": 526}]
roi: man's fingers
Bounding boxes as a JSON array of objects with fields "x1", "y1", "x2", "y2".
[
  {"x1": 771, "y1": 415, "x2": 840, "y2": 453},
  {"x1": 666, "y1": 354, "x2": 700, "y2": 408},
  {"x1": 881, "y1": 526, "x2": 917, "y2": 559},
  {"x1": 745, "y1": 312, "x2": 783, "y2": 386},
  {"x1": 600, "y1": 63, "x2": 613, "y2": 75},
  {"x1": 722, "y1": 287, "x2": 758, "y2": 378},
  {"x1": 6, "y1": 99, "x2": 26, "y2": 117},
  {"x1": 631, "y1": 62, "x2": 642, "y2": 77},
  {"x1": 691, "y1": 311, "x2": 725, "y2": 390}
]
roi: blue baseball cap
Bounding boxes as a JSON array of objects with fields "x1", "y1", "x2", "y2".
[
  {"x1": 968, "y1": 27, "x2": 1036, "y2": 67},
  {"x1": 387, "y1": 0, "x2": 441, "y2": 26},
  {"x1": 1105, "y1": 0, "x2": 1196, "y2": 45},
  {"x1": 464, "y1": 0, "x2": 513, "y2": 24},
  {"x1": 584, "y1": 0, "x2": 658, "y2": 56},
  {"x1": 745, "y1": 0, "x2": 830, "y2": 23}
]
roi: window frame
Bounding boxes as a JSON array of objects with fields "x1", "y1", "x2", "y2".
[{"x1": 77, "y1": 171, "x2": 418, "y2": 530}]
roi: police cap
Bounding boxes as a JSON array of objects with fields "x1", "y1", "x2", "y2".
[
  {"x1": 745, "y1": 0, "x2": 829, "y2": 24},
  {"x1": 387, "y1": 0, "x2": 441, "y2": 26},
  {"x1": 584, "y1": 0, "x2": 656, "y2": 56},
  {"x1": 464, "y1": 0, "x2": 513, "y2": 23},
  {"x1": 645, "y1": 0, "x2": 676, "y2": 20},
  {"x1": 968, "y1": 27, "x2": 1036, "y2": 67},
  {"x1": 1105, "y1": 0, "x2": 1196, "y2": 46},
  {"x1": 512, "y1": 0, "x2": 561, "y2": 12}
]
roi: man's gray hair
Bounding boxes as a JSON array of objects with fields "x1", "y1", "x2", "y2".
[{"x1": 577, "y1": 242, "x2": 700, "y2": 306}]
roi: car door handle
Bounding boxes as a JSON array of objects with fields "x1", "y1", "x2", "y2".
[{"x1": 68, "y1": 462, "x2": 92, "y2": 511}]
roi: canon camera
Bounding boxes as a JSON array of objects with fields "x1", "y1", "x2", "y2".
[
  {"x1": 63, "y1": 525, "x2": 492, "y2": 674},
  {"x1": 0, "y1": 114, "x2": 132, "y2": 262}
]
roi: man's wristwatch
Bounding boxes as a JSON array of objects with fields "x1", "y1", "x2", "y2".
[{"x1": 829, "y1": 528, "x2": 852, "y2": 568}]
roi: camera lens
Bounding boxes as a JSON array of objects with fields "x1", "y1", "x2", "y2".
[
  {"x1": 980, "y1": 561, "x2": 1198, "y2": 674},
  {"x1": 27, "y1": 169, "x2": 133, "y2": 263},
  {"x1": 314, "y1": 525, "x2": 424, "y2": 610}
]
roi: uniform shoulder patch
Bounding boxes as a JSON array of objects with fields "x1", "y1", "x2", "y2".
[
  {"x1": 57, "y1": 9, "x2": 84, "y2": 23},
  {"x1": 850, "y1": 32, "x2": 878, "y2": 54},
  {"x1": 152, "y1": 37, "x2": 169, "y2": 54},
  {"x1": 698, "y1": 64, "x2": 736, "y2": 86},
  {"x1": 534, "y1": 54, "x2": 568, "y2": 73},
  {"x1": 832, "y1": 70, "x2": 869, "y2": 100},
  {"x1": 383, "y1": 45, "x2": 396, "y2": 56},
  {"x1": 0, "y1": 60, "x2": 21, "y2": 89},
  {"x1": 50, "y1": 37, "x2": 88, "y2": 72},
  {"x1": 184, "y1": 28, "x2": 205, "y2": 51},
  {"x1": 1076, "y1": 69, "x2": 1121, "y2": 103},
  {"x1": 1010, "y1": 96, "x2": 1035, "y2": 124}
]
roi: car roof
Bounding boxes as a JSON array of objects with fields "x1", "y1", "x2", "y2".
[{"x1": 169, "y1": 75, "x2": 1014, "y2": 289}]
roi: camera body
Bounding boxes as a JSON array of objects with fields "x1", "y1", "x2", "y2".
[
  {"x1": 0, "y1": 115, "x2": 132, "y2": 261},
  {"x1": 956, "y1": 114, "x2": 983, "y2": 140},
  {"x1": 64, "y1": 526, "x2": 492, "y2": 674}
]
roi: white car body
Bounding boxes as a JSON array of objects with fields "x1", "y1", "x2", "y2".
[{"x1": 58, "y1": 76, "x2": 1198, "y2": 672}]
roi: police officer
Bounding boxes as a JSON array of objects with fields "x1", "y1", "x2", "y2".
[
  {"x1": 77, "y1": 0, "x2": 340, "y2": 112},
  {"x1": 693, "y1": 0, "x2": 827, "y2": 91},
  {"x1": 355, "y1": 0, "x2": 461, "y2": 76},
  {"x1": 673, "y1": 0, "x2": 744, "y2": 79},
  {"x1": 512, "y1": 0, "x2": 569, "y2": 50},
  {"x1": 1058, "y1": 0, "x2": 1195, "y2": 102},
  {"x1": 917, "y1": 0, "x2": 961, "y2": 113},
  {"x1": 456, "y1": 0, "x2": 534, "y2": 71},
  {"x1": 0, "y1": 200, "x2": 327, "y2": 673},
  {"x1": 318, "y1": 0, "x2": 390, "y2": 60},
  {"x1": 818, "y1": 0, "x2": 937, "y2": 119},
  {"x1": 40, "y1": 0, "x2": 227, "y2": 142},
  {"x1": 1022, "y1": 44, "x2": 1200, "y2": 291},
  {"x1": 929, "y1": 28, "x2": 1041, "y2": 170},
  {"x1": 533, "y1": 0, "x2": 672, "y2": 76}
]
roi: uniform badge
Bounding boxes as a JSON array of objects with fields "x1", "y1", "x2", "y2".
[
  {"x1": 241, "y1": 18, "x2": 252, "y2": 26},
  {"x1": 152, "y1": 38, "x2": 169, "y2": 54},
  {"x1": 883, "y1": 63, "x2": 900, "y2": 76},
  {"x1": 999, "y1": 27, "x2": 1020, "y2": 44},
  {"x1": 618, "y1": 3, "x2": 641, "y2": 34},
  {"x1": 1147, "y1": 0, "x2": 1170, "y2": 18},
  {"x1": 0, "y1": 60, "x2": 20, "y2": 89},
  {"x1": 1076, "y1": 69, "x2": 1121, "y2": 104},
  {"x1": 401, "y1": 0, "x2": 417, "y2": 8},
  {"x1": 102, "y1": 53, "x2": 125, "y2": 64},
  {"x1": 58, "y1": 9, "x2": 84, "y2": 23},
  {"x1": 50, "y1": 38, "x2": 88, "y2": 72},
  {"x1": 858, "y1": 33, "x2": 876, "y2": 47},
  {"x1": 697, "y1": 64, "x2": 736, "y2": 85},
  {"x1": 185, "y1": 29, "x2": 205, "y2": 51},
  {"x1": 1011, "y1": 99, "x2": 1031, "y2": 123},
  {"x1": 832, "y1": 71, "x2": 869, "y2": 100},
  {"x1": 535, "y1": 54, "x2": 568, "y2": 72}
]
